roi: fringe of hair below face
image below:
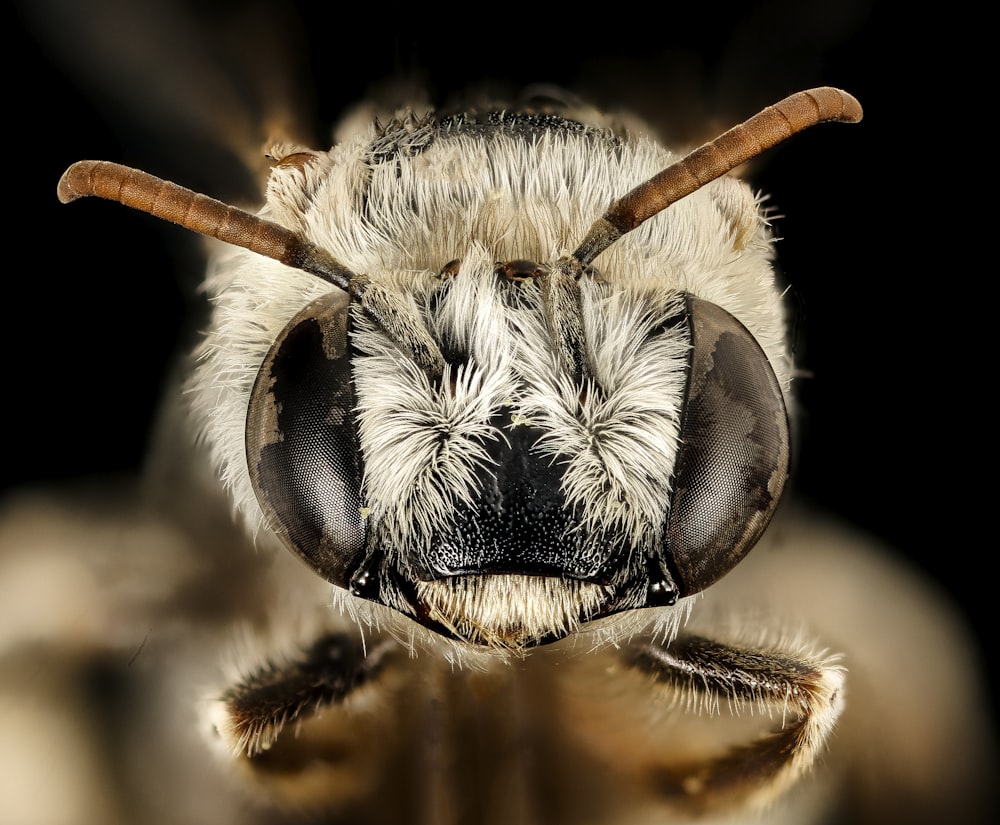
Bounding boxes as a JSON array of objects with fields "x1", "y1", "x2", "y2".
[{"x1": 413, "y1": 575, "x2": 615, "y2": 652}]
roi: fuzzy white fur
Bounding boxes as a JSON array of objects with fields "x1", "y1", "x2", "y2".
[{"x1": 189, "y1": 112, "x2": 786, "y2": 650}]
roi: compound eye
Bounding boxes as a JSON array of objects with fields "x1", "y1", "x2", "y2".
[
  {"x1": 665, "y1": 295, "x2": 790, "y2": 596},
  {"x1": 246, "y1": 291, "x2": 367, "y2": 588}
]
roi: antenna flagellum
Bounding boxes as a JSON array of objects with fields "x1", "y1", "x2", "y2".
[
  {"x1": 57, "y1": 160, "x2": 356, "y2": 291},
  {"x1": 572, "y1": 87, "x2": 862, "y2": 265}
]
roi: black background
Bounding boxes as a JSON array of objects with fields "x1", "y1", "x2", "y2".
[{"x1": 9, "y1": 1, "x2": 992, "y2": 691}]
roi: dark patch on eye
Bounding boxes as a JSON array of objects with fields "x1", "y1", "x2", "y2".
[
  {"x1": 247, "y1": 293, "x2": 368, "y2": 591},
  {"x1": 662, "y1": 296, "x2": 789, "y2": 596}
]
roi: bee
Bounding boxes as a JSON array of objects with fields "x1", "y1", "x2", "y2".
[{"x1": 2, "y1": 18, "x2": 996, "y2": 821}]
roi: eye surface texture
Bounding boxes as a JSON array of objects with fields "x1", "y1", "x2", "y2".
[
  {"x1": 246, "y1": 290, "x2": 368, "y2": 590},
  {"x1": 664, "y1": 294, "x2": 789, "y2": 597}
]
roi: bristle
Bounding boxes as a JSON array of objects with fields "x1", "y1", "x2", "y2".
[
  {"x1": 414, "y1": 575, "x2": 614, "y2": 652},
  {"x1": 211, "y1": 634, "x2": 392, "y2": 757}
]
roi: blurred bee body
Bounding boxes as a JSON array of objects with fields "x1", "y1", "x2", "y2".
[
  {"x1": 2, "y1": 474, "x2": 991, "y2": 825},
  {"x1": 1, "y1": 71, "x2": 995, "y2": 825}
]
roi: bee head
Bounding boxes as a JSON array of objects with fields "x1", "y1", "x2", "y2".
[
  {"x1": 57, "y1": 88, "x2": 860, "y2": 652},
  {"x1": 245, "y1": 261, "x2": 790, "y2": 650}
]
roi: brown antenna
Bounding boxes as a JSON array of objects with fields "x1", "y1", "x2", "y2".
[
  {"x1": 58, "y1": 88, "x2": 861, "y2": 283},
  {"x1": 572, "y1": 87, "x2": 863, "y2": 265},
  {"x1": 57, "y1": 160, "x2": 357, "y2": 290}
]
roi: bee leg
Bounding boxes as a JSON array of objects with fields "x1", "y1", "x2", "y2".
[
  {"x1": 211, "y1": 632, "x2": 395, "y2": 758},
  {"x1": 623, "y1": 632, "x2": 845, "y2": 812}
]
